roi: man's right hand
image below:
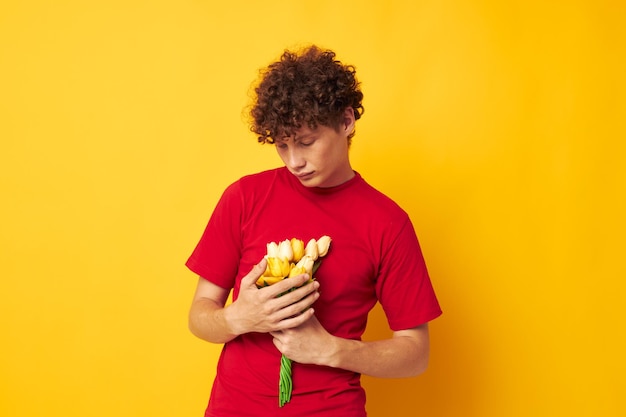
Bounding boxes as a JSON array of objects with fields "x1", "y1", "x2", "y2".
[{"x1": 224, "y1": 258, "x2": 320, "y2": 336}]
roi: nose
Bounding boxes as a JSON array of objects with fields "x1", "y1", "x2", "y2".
[{"x1": 285, "y1": 148, "x2": 306, "y2": 170}]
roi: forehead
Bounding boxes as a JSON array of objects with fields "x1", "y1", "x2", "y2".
[{"x1": 276, "y1": 125, "x2": 318, "y2": 143}]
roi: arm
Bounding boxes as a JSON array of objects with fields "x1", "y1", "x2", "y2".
[
  {"x1": 188, "y1": 258, "x2": 321, "y2": 344},
  {"x1": 271, "y1": 317, "x2": 430, "y2": 378},
  {"x1": 329, "y1": 324, "x2": 430, "y2": 377}
]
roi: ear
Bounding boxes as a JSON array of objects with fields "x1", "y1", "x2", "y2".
[{"x1": 341, "y1": 107, "x2": 356, "y2": 136}]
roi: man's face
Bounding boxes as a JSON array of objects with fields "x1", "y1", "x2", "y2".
[{"x1": 275, "y1": 113, "x2": 355, "y2": 188}]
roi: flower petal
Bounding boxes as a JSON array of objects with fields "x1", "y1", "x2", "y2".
[
  {"x1": 290, "y1": 238, "x2": 304, "y2": 262},
  {"x1": 316, "y1": 235, "x2": 332, "y2": 257},
  {"x1": 304, "y1": 239, "x2": 318, "y2": 261},
  {"x1": 267, "y1": 242, "x2": 279, "y2": 258},
  {"x1": 278, "y1": 239, "x2": 294, "y2": 261}
]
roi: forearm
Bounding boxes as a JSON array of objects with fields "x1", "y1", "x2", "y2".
[
  {"x1": 325, "y1": 327, "x2": 430, "y2": 378},
  {"x1": 188, "y1": 297, "x2": 239, "y2": 344}
]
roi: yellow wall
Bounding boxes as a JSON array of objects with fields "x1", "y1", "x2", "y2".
[{"x1": 1, "y1": 1, "x2": 624, "y2": 416}]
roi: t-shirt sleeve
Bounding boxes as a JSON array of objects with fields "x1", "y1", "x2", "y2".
[
  {"x1": 185, "y1": 181, "x2": 243, "y2": 289},
  {"x1": 375, "y1": 217, "x2": 442, "y2": 331}
]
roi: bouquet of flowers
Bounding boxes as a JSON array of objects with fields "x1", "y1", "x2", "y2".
[{"x1": 256, "y1": 235, "x2": 332, "y2": 407}]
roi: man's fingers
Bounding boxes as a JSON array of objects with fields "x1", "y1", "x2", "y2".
[
  {"x1": 266, "y1": 283, "x2": 319, "y2": 325},
  {"x1": 266, "y1": 274, "x2": 312, "y2": 296},
  {"x1": 275, "y1": 307, "x2": 316, "y2": 330}
]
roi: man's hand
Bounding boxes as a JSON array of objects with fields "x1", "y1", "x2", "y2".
[
  {"x1": 224, "y1": 258, "x2": 320, "y2": 336},
  {"x1": 270, "y1": 315, "x2": 336, "y2": 366}
]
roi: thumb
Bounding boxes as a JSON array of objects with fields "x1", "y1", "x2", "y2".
[{"x1": 241, "y1": 258, "x2": 267, "y2": 288}]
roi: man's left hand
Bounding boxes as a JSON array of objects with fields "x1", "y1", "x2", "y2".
[{"x1": 270, "y1": 315, "x2": 336, "y2": 366}]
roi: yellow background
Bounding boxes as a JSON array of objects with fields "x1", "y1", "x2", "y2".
[{"x1": 1, "y1": 1, "x2": 624, "y2": 416}]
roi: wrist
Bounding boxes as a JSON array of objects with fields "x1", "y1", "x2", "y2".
[
  {"x1": 221, "y1": 303, "x2": 244, "y2": 338},
  {"x1": 324, "y1": 335, "x2": 357, "y2": 369}
]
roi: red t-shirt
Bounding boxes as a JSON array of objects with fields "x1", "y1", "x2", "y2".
[{"x1": 186, "y1": 167, "x2": 442, "y2": 417}]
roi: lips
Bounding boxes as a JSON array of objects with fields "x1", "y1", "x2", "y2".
[{"x1": 296, "y1": 171, "x2": 314, "y2": 180}]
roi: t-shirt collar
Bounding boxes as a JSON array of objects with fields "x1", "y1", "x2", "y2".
[{"x1": 281, "y1": 167, "x2": 361, "y2": 196}]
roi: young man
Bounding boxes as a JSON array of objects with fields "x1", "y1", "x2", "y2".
[{"x1": 186, "y1": 46, "x2": 442, "y2": 417}]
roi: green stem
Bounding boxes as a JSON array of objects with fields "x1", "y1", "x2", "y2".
[{"x1": 279, "y1": 354, "x2": 292, "y2": 407}]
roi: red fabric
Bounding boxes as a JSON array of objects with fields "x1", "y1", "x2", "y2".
[{"x1": 186, "y1": 167, "x2": 442, "y2": 417}]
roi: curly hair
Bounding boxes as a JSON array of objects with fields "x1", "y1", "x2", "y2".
[{"x1": 249, "y1": 45, "x2": 364, "y2": 144}]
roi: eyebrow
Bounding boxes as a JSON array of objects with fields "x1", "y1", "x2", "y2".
[{"x1": 294, "y1": 132, "x2": 316, "y2": 141}]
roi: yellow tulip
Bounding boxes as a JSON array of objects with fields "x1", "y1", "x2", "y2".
[
  {"x1": 290, "y1": 238, "x2": 304, "y2": 262},
  {"x1": 278, "y1": 239, "x2": 294, "y2": 261},
  {"x1": 267, "y1": 257, "x2": 291, "y2": 277},
  {"x1": 296, "y1": 255, "x2": 314, "y2": 277},
  {"x1": 266, "y1": 241, "x2": 279, "y2": 258},
  {"x1": 288, "y1": 265, "x2": 306, "y2": 278},
  {"x1": 260, "y1": 276, "x2": 284, "y2": 286},
  {"x1": 316, "y1": 235, "x2": 331, "y2": 257},
  {"x1": 304, "y1": 239, "x2": 318, "y2": 261},
  {"x1": 257, "y1": 266, "x2": 287, "y2": 287}
]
